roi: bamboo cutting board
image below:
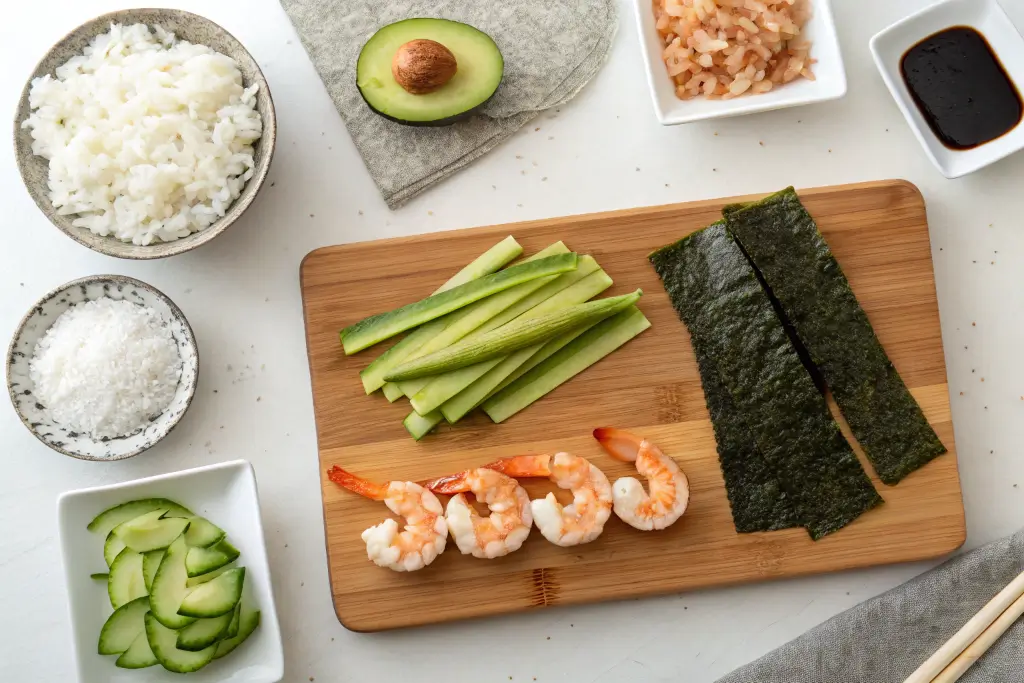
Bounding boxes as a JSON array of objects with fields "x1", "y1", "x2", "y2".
[{"x1": 300, "y1": 180, "x2": 964, "y2": 631}]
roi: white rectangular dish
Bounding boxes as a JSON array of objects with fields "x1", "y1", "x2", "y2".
[
  {"x1": 632, "y1": 0, "x2": 847, "y2": 125},
  {"x1": 870, "y1": 0, "x2": 1024, "y2": 178},
  {"x1": 57, "y1": 460, "x2": 283, "y2": 683}
]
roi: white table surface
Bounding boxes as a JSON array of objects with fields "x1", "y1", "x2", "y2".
[{"x1": 4, "y1": 0, "x2": 1024, "y2": 681}]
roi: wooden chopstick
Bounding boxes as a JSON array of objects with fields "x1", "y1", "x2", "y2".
[
  {"x1": 930, "y1": 589, "x2": 1024, "y2": 683},
  {"x1": 902, "y1": 568, "x2": 1024, "y2": 683}
]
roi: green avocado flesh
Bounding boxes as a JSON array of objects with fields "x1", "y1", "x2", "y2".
[{"x1": 357, "y1": 18, "x2": 504, "y2": 125}]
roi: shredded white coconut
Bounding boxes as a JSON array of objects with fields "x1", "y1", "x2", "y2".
[{"x1": 29, "y1": 298, "x2": 182, "y2": 440}]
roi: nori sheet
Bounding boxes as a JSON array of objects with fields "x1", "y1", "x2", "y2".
[
  {"x1": 724, "y1": 188, "x2": 946, "y2": 485},
  {"x1": 650, "y1": 223, "x2": 882, "y2": 540}
]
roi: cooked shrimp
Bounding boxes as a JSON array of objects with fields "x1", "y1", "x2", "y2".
[
  {"x1": 593, "y1": 428, "x2": 690, "y2": 531},
  {"x1": 422, "y1": 468, "x2": 533, "y2": 559},
  {"x1": 485, "y1": 453, "x2": 613, "y2": 546},
  {"x1": 327, "y1": 466, "x2": 447, "y2": 572}
]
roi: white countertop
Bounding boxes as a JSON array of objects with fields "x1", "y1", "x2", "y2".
[{"x1": 4, "y1": 0, "x2": 1024, "y2": 681}]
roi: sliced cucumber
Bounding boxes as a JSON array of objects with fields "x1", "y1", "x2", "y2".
[
  {"x1": 387, "y1": 290, "x2": 642, "y2": 382},
  {"x1": 404, "y1": 410, "x2": 444, "y2": 440},
  {"x1": 213, "y1": 605, "x2": 260, "y2": 660},
  {"x1": 114, "y1": 511, "x2": 190, "y2": 553},
  {"x1": 142, "y1": 550, "x2": 164, "y2": 592},
  {"x1": 341, "y1": 252, "x2": 578, "y2": 354},
  {"x1": 90, "y1": 572, "x2": 108, "y2": 581},
  {"x1": 440, "y1": 268, "x2": 614, "y2": 422},
  {"x1": 184, "y1": 517, "x2": 225, "y2": 548},
  {"x1": 186, "y1": 562, "x2": 237, "y2": 588},
  {"x1": 176, "y1": 611, "x2": 234, "y2": 651},
  {"x1": 396, "y1": 247, "x2": 583, "y2": 399},
  {"x1": 186, "y1": 540, "x2": 240, "y2": 577},
  {"x1": 179, "y1": 567, "x2": 245, "y2": 618},
  {"x1": 98, "y1": 596, "x2": 150, "y2": 655},
  {"x1": 360, "y1": 236, "x2": 523, "y2": 393},
  {"x1": 104, "y1": 531, "x2": 126, "y2": 568},
  {"x1": 224, "y1": 602, "x2": 242, "y2": 639},
  {"x1": 145, "y1": 612, "x2": 215, "y2": 673},
  {"x1": 115, "y1": 630, "x2": 158, "y2": 669},
  {"x1": 88, "y1": 498, "x2": 192, "y2": 536},
  {"x1": 483, "y1": 306, "x2": 651, "y2": 423},
  {"x1": 108, "y1": 549, "x2": 147, "y2": 609},
  {"x1": 381, "y1": 382, "x2": 406, "y2": 402},
  {"x1": 149, "y1": 535, "x2": 196, "y2": 629}
]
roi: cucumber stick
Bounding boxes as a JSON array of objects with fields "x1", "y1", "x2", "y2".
[
  {"x1": 489, "y1": 321, "x2": 600, "y2": 397},
  {"x1": 391, "y1": 243, "x2": 574, "y2": 398},
  {"x1": 404, "y1": 410, "x2": 444, "y2": 440},
  {"x1": 398, "y1": 255, "x2": 601, "y2": 399},
  {"x1": 388, "y1": 289, "x2": 642, "y2": 383},
  {"x1": 359, "y1": 236, "x2": 522, "y2": 393},
  {"x1": 439, "y1": 269, "x2": 614, "y2": 422},
  {"x1": 341, "y1": 252, "x2": 578, "y2": 354},
  {"x1": 482, "y1": 306, "x2": 651, "y2": 423},
  {"x1": 381, "y1": 382, "x2": 405, "y2": 402}
]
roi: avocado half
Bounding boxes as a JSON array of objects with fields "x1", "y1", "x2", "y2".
[{"x1": 356, "y1": 18, "x2": 504, "y2": 127}]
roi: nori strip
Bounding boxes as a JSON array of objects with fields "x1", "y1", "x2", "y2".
[
  {"x1": 649, "y1": 223, "x2": 882, "y2": 540},
  {"x1": 724, "y1": 188, "x2": 946, "y2": 485}
]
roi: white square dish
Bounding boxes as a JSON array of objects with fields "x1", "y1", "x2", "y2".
[
  {"x1": 870, "y1": 0, "x2": 1024, "y2": 178},
  {"x1": 632, "y1": 0, "x2": 847, "y2": 125},
  {"x1": 57, "y1": 461, "x2": 283, "y2": 683}
]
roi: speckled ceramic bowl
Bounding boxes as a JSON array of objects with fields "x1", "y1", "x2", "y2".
[
  {"x1": 14, "y1": 9, "x2": 277, "y2": 260},
  {"x1": 6, "y1": 275, "x2": 199, "y2": 460}
]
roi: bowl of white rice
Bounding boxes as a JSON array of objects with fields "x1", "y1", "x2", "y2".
[
  {"x1": 14, "y1": 9, "x2": 276, "y2": 259},
  {"x1": 6, "y1": 275, "x2": 199, "y2": 460}
]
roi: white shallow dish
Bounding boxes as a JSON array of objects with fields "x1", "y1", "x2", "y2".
[
  {"x1": 57, "y1": 461, "x2": 283, "y2": 683},
  {"x1": 870, "y1": 0, "x2": 1024, "y2": 178},
  {"x1": 633, "y1": 0, "x2": 847, "y2": 125}
]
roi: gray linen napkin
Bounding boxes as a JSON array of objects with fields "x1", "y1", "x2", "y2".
[
  {"x1": 716, "y1": 530, "x2": 1024, "y2": 683},
  {"x1": 280, "y1": 0, "x2": 617, "y2": 208}
]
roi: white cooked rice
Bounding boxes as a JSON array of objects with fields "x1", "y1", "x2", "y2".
[
  {"x1": 654, "y1": 0, "x2": 815, "y2": 100},
  {"x1": 21, "y1": 23, "x2": 263, "y2": 245}
]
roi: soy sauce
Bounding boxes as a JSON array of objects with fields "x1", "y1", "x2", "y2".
[{"x1": 900, "y1": 26, "x2": 1022, "y2": 150}]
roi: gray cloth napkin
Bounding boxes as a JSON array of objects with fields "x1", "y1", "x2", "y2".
[
  {"x1": 280, "y1": 0, "x2": 617, "y2": 208},
  {"x1": 717, "y1": 530, "x2": 1024, "y2": 683}
]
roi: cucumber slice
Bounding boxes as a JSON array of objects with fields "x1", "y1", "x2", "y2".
[
  {"x1": 88, "y1": 498, "x2": 192, "y2": 536},
  {"x1": 184, "y1": 517, "x2": 225, "y2": 548},
  {"x1": 149, "y1": 536, "x2": 196, "y2": 629},
  {"x1": 145, "y1": 613, "x2": 215, "y2": 673},
  {"x1": 108, "y1": 549, "x2": 147, "y2": 609},
  {"x1": 114, "y1": 511, "x2": 190, "y2": 553},
  {"x1": 90, "y1": 572, "x2": 108, "y2": 581},
  {"x1": 186, "y1": 562, "x2": 237, "y2": 588},
  {"x1": 142, "y1": 550, "x2": 164, "y2": 593},
  {"x1": 98, "y1": 596, "x2": 150, "y2": 655},
  {"x1": 104, "y1": 532, "x2": 126, "y2": 568},
  {"x1": 404, "y1": 410, "x2": 444, "y2": 440},
  {"x1": 439, "y1": 268, "x2": 614, "y2": 422},
  {"x1": 186, "y1": 540, "x2": 241, "y2": 577},
  {"x1": 115, "y1": 631, "x2": 158, "y2": 669},
  {"x1": 224, "y1": 603, "x2": 242, "y2": 639},
  {"x1": 341, "y1": 252, "x2": 578, "y2": 354},
  {"x1": 381, "y1": 382, "x2": 406, "y2": 402},
  {"x1": 483, "y1": 306, "x2": 651, "y2": 423},
  {"x1": 360, "y1": 236, "x2": 523, "y2": 393},
  {"x1": 387, "y1": 290, "x2": 642, "y2": 382},
  {"x1": 176, "y1": 612, "x2": 234, "y2": 651},
  {"x1": 213, "y1": 605, "x2": 260, "y2": 660},
  {"x1": 178, "y1": 567, "x2": 245, "y2": 618},
  {"x1": 396, "y1": 246, "x2": 581, "y2": 398}
]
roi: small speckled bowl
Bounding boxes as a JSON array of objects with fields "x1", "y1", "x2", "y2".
[
  {"x1": 6, "y1": 275, "x2": 199, "y2": 460},
  {"x1": 14, "y1": 9, "x2": 277, "y2": 260}
]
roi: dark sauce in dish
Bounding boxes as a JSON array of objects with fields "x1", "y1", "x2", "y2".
[{"x1": 900, "y1": 26, "x2": 1022, "y2": 150}]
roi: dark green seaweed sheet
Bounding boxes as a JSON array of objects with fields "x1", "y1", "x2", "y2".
[
  {"x1": 649, "y1": 223, "x2": 882, "y2": 540},
  {"x1": 724, "y1": 188, "x2": 946, "y2": 485}
]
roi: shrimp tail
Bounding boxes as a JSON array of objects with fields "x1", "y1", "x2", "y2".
[
  {"x1": 483, "y1": 454, "x2": 552, "y2": 478},
  {"x1": 327, "y1": 465, "x2": 387, "y2": 500},
  {"x1": 420, "y1": 472, "x2": 472, "y2": 495},
  {"x1": 593, "y1": 427, "x2": 644, "y2": 463}
]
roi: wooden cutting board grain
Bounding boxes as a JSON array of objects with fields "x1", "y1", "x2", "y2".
[{"x1": 300, "y1": 180, "x2": 964, "y2": 631}]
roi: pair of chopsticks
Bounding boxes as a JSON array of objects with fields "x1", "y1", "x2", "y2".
[{"x1": 903, "y1": 568, "x2": 1024, "y2": 683}]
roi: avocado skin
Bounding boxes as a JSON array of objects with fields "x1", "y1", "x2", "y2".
[{"x1": 356, "y1": 84, "x2": 500, "y2": 127}]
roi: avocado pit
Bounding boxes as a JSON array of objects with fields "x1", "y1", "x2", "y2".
[{"x1": 392, "y1": 39, "x2": 457, "y2": 95}]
